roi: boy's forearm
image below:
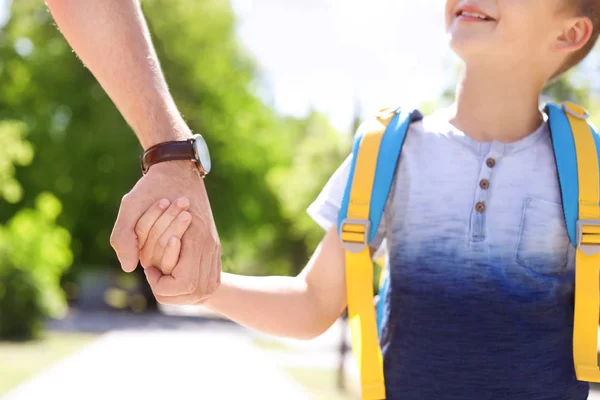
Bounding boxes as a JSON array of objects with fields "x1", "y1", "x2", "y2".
[
  {"x1": 203, "y1": 273, "x2": 329, "y2": 340},
  {"x1": 45, "y1": 0, "x2": 190, "y2": 149}
]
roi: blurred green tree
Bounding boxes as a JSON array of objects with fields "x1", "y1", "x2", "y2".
[
  {"x1": 267, "y1": 111, "x2": 350, "y2": 274},
  {"x1": 0, "y1": 121, "x2": 33, "y2": 204},
  {"x1": 0, "y1": 123, "x2": 71, "y2": 339},
  {"x1": 0, "y1": 193, "x2": 73, "y2": 334},
  {"x1": 543, "y1": 73, "x2": 590, "y2": 105},
  {"x1": 0, "y1": 0, "x2": 348, "y2": 290}
]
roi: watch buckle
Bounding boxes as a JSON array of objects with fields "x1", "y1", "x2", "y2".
[{"x1": 140, "y1": 155, "x2": 149, "y2": 175}]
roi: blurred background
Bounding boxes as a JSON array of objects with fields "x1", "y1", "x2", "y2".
[{"x1": 1, "y1": 0, "x2": 600, "y2": 399}]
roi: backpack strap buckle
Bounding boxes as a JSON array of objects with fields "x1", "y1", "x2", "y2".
[
  {"x1": 577, "y1": 220, "x2": 600, "y2": 256},
  {"x1": 562, "y1": 102, "x2": 590, "y2": 120},
  {"x1": 340, "y1": 218, "x2": 371, "y2": 254}
]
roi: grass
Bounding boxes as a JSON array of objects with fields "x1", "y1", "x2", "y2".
[
  {"x1": 251, "y1": 336, "x2": 292, "y2": 351},
  {"x1": 0, "y1": 331, "x2": 99, "y2": 396},
  {"x1": 285, "y1": 367, "x2": 360, "y2": 400},
  {"x1": 251, "y1": 334, "x2": 360, "y2": 399}
]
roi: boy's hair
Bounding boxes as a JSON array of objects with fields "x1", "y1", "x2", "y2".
[{"x1": 551, "y1": 0, "x2": 600, "y2": 80}]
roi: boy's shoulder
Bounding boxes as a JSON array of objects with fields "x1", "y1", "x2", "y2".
[{"x1": 357, "y1": 105, "x2": 462, "y2": 143}]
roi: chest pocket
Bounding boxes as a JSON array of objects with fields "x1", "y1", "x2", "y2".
[{"x1": 515, "y1": 197, "x2": 570, "y2": 276}]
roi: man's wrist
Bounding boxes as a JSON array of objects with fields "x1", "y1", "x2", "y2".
[
  {"x1": 139, "y1": 126, "x2": 193, "y2": 150},
  {"x1": 135, "y1": 106, "x2": 193, "y2": 150},
  {"x1": 147, "y1": 159, "x2": 204, "y2": 180}
]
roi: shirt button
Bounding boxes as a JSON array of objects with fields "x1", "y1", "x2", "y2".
[
  {"x1": 475, "y1": 201, "x2": 486, "y2": 213},
  {"x1": 486, "y1": 158, "x2": 496, "y2": 168},
  {"x1": 479, "y1": 179, "x2": 490, "y2": 190}
]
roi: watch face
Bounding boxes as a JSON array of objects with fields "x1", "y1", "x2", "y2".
[{"x1": 193, "y1": 134, "x2": 211, "y2": 174}]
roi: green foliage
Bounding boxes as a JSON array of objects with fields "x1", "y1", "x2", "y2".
[
  {"x1": 269, "y1": 112, "x2": 350, "y2": 254},
  {"x1": 0, "y1": 192, "x2": 72, "y2": 339},
  {"x1": 0, "y1": 0, "x2": 142, "y2": 268},
  {"x1": 0, "y1": 121, "x2": 33, "y2": 204},
  {"x1": 0, "y1": 267, "x2": 42, "y2": 340},
  {"x1": 0, "y1": 193, "x2": 73, "y2": 318},
  {"x1": 0, "y1": 0, "x2": 350, "y2": 279},
  {"x1": 542, "y1": 72, "x2": 591, "y2": 106},
  {"x1": 0, "y1": 86, "x2": 72, "y2": 338}
]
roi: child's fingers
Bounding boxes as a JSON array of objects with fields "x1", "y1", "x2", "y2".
[
  {"x1": 134, "y1": 199, "x2": 170, "y2": 249},
  {"x1": 140, "y1": 197, "x2": 189, "y2": 267},
  {"x1": 152, "y1": 210, "x2": 192, "y2": 270},
  {"x1": 160, "y1": 236, "x2": 181, "y2": 275}
]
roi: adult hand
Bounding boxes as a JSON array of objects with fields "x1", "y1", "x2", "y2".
[
  {"x1": 46, "y1": 0, "x2": 221, "y2": 303},
  {"x1": 110, "y1": 160, "x2": 221, "y2": 304}
]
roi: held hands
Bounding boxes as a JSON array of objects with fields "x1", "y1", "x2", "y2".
[
  {"x1": 110, "y1": 161, "x2": 221, "y2": 304},
  {"x1": 135, "y1": 196, "x2": 193, "y2": 284},
  {"x1": 135, "y1": 197, "x2": 192, "y2": 276}
]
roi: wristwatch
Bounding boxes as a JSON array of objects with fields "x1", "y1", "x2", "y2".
[{"x1": 140, "y1": 134, "x2": 211, "y2": 177}]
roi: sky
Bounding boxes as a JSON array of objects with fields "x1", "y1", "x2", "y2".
[
  {"x1": 0, "y1": 0, "x2": 8, "y2": 26},
  {"x1": 231, "y1": 0, "x2": 454, "y2": 132},
  {"x1": 0, "y1": 0, "x2": 455, "y2": 133}
]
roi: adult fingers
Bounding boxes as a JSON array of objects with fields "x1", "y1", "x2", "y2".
[
  {"x1": 146, "y1": 267, "x2": 196, "y2": 298},
  {"x1": 151, "y1": 228, "x2": 221, "y2": 303},
  {"x1": 111, "y1": 192, "x2": 143, "y2": 273}
]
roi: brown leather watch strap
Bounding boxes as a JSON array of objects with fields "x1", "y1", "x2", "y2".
[{"x1": 140, "y1": 139, "x2": 195, "y2": 174}]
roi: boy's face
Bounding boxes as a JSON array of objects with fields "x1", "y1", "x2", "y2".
[{"x1": 445, "y1": 0, "x2": 574, "y2": 70}]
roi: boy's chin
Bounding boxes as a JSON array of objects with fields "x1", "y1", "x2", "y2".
[{"x1": 447, "y1": 37, "x2": 489, "y2": 64}]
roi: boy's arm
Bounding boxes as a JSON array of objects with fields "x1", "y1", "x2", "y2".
[
  {"x1": 204, "y1": 227, "x2": 363, "y2": 340},
  {"x1": 135, "y1": 198, "x2": 354, "y2": 339}
]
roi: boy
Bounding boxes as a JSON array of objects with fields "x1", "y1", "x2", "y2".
[{"x1": 138, "y1": 1, "x2": 600, "y2": 398}]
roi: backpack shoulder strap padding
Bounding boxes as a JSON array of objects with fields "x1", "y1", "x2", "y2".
[
  {"x1": 546, "y1": 102, "x2": 600, "y2": 247},
  {"x1": 338, "y1": 107, "x2": 423, "y2": 243},
  {"x1": 337, "y1": 106, "x2": 422, "y2": 400},
  {"x1": 546, "y1": 101, "x2": 600, "y2": 382}
]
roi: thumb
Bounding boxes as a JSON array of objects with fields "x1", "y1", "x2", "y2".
[{"x1": 110, "y1": 194, "x2": 141, "y2": 273}]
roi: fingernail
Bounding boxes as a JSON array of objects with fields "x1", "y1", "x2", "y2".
[
  {"x1": 122, "y1": 262, "x2": 136, "y2": 273},
  {"x1": 159, "y1": 199, "x2": 170, "y2": 209}
]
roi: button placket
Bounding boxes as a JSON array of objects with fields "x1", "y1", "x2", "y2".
[
  {"x1": 476, "y1": 163, "x2": 493, "y2": 211},
  {"x1": 470, "y1": 148, "x2": 501, "y2": 242}
]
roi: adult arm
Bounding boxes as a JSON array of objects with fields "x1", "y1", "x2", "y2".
[
  {"x1": 45, "y1": 0, "x2": 188, "y2": 148},
  {"x1": 46, "y1": 0, "x2": 221, "y2": 304}
]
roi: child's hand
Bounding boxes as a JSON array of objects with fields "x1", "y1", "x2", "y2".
[{"x1": 134, "y1": 197, "x2": 193, "y2": 275}]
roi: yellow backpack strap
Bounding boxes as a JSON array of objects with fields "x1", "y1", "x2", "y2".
[
  {"x1": 338, "y1": 106, "x2": 422, "y2": 399},
  {"x1": 547, "y1": 102, "x2": 600, "y2": 381}
]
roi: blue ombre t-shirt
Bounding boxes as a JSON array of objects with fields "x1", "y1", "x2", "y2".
[{"x1": 307, "y1": 108, "x2": 588, "y2": 400}]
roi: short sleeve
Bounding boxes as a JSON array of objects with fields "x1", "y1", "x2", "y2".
[{"x1": 307, "y1": 154, "x2": 387, "y2": 253}]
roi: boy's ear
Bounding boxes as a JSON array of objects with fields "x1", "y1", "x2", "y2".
[{"x1": 553, "y1": 16, "x2": 594, "y2": 54}]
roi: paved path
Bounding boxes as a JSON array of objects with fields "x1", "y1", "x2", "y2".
[
  {"x1": 3, "y1": 328, "x2": 311, "y2": 400},
  {"x1": 6, "y1": 308, "x2": 600, "y2": 399}
]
